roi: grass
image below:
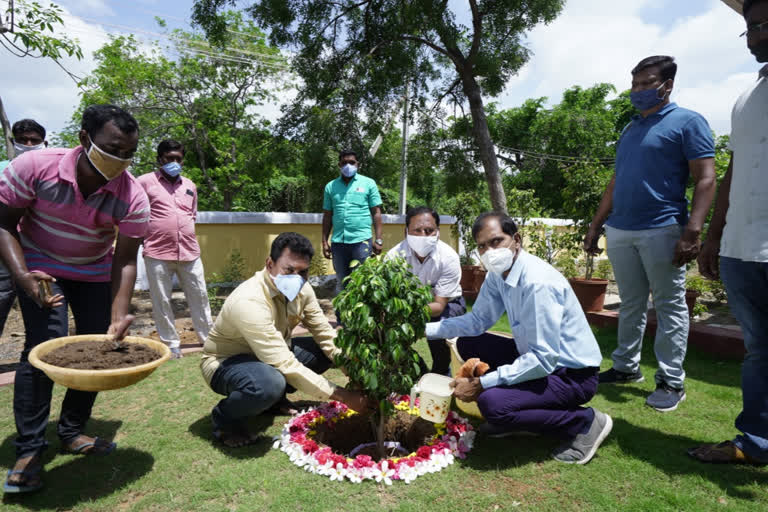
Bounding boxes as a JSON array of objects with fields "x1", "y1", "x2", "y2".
[{"x1": 0, "y1": 325, "x2": 766, "y2": 511}]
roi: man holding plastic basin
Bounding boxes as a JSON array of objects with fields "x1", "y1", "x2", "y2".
[
  {"x1": 386, "y1": 206, "x2": 465, "y2": 376},
  {"x1": 0, "y1": 105, "x2": 150, "y2": 493},
  {"x1": 426, "y1": 212, "x2": 611, "y2": 465}
]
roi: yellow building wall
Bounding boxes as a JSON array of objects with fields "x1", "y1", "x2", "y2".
[{"x1": 196, "y1": 221, "x2": 459, "y2": 280}]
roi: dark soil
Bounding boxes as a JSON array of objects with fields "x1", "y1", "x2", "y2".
[
  {"x1": 40, "y1": 341, "x2": 162, "y2": 370},
  {"x1": 313, "y1": 410, "x2": 437, "y2": 460}
]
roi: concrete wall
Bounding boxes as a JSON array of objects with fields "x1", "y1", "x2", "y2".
[{"x1": 193, "y1": 212, "x2": 459, "y2": 280}]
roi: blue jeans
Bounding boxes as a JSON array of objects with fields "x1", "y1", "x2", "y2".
[
  {"x1": 331, "y1": 239, "x2": 372, "y2": 292},
  {"x1": 605, "y1": 225, "x2": 689, "y2": 388},
  {"x1": 14, "y1": 278, "x2": 111, "y2": 458},
  {"x1": 0, "y1": 261, "x2": 16, "y2": 336},
  {"x1": 209, "y1": 337, "x2": 333, "y2": 432},
  {"x1": 720, "y1": 256, "x2": 768, "y2": 462},
  {"x1": 428, "y1": 297, "x2": 467, "y2": 376}
]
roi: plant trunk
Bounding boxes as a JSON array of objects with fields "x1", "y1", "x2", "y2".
[
  {"x1": 0, "y1": 95, "x2": 13, "y2": 159},
  {"x1": 460, "y1": 72, "x2": 507, "y2": 213},
  {"x1": 376, "y1": 405, "x2": 386, "y2": 461},
  {"x1": 585, "y1": 253, "x2": 594, "y2": 281}
]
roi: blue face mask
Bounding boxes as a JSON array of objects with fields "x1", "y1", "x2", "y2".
[
  {"x1": 630, "y1": 82, "x2": 669, "y2": 111},
  {"x1": 161, "y1": 161, "x2": 182, "y2": 177},
  {"x1": 273, "y1": 273, "x2": 305, "y2": 302},
  {"x1": 340, "y1": 163, "x2": 357, "y2": 178}
]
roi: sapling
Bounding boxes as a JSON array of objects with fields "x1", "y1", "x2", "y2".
[{"x1": 332, "y1": 256, "x2": 432, "y2": 459}]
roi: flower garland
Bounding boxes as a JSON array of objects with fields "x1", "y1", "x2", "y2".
[{"x1": 273, "y1": 396, "x2": 475, "y2": 484}]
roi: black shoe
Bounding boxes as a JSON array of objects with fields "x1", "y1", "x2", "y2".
[
  {"x1": 598, "y1": 367, "x2": 644, "y2": 384},
  {"x1": 645, "y1": 382, "x2": 686, "y2": 412}
]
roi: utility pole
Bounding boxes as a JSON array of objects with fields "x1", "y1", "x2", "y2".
[
  {"x1": 0, "y1": 0, "x2": 14, "y2": 34},
  {"x1": 398, "y1": 81, "x2": 409, "y2": 215}
]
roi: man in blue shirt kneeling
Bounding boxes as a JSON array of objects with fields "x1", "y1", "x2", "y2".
[{"x1": 428, "y1": 212, "x2": 611, "y2": 465}]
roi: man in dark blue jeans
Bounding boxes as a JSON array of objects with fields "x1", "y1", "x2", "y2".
[
  {"x1": 321, "y1": 150, "x2": 383, "y2": 321},
  {"x1": 688, "y1": 0, "x2": 768, "y2": 466}
]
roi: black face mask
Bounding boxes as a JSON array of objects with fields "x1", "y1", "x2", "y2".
[{"x1": 750, "y1": 39, "x2": 768, "y2": 63}]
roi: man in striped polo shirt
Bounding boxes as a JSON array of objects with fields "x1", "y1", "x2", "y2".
[{"x1": 0, "y1": 105, "x2": 150, "y2": 494}]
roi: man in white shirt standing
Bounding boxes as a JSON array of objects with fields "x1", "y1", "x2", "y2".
[
  {"x1": 386, "y1": 207, "x2": 465, "y2": 376},
  {"x1": 688, "y1": 0, "x2": 768, "y2": 465}
]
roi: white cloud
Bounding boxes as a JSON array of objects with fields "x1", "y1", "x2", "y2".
[{"x1": 496, "y1": 0, "x2": 757, "y2": 135}]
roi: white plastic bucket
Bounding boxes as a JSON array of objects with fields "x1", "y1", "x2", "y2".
[{"x1": 409, "y1": 373, "x2": 453, "y2": 423}]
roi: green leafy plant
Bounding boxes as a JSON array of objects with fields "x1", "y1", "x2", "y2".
[
  {"x1": 445, "y1": 192, "x2": 490, "y2": 266},
  {"x1": 525, "y1": 222, "x2": 581, "y2": 265},
  {"x1": 554, "y1": 252, "x2": 579, "y2": 279},
  {"x1": 308, "y1": 251, "x2": 328, "y2": 277},
  {"x1": 593, "y1": 258, "x2": 614, "y2": 281},
  {"x1": 332, "y1": 256, "x2": 432, "y2": 459},
  {"x1": 219, "y1": 249, "x2": 248, "y2": 284}
]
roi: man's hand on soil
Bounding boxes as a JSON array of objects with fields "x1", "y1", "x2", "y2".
[
  {"x1": 108, "y1": 314, "x2": 135, "y2": 342},
  {"x1": 450, "y1": 377, "x2": 483, "y2": 402}
]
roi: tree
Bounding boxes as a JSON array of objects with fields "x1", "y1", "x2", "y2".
[
  {"x1": 61, "y1": 13, "x2": 290, "y2": 210},
  {"x1": 0, "y1": 0, "x2": 82, "y2": 157},
  {"x1": 192, "y1": 0, "x2": 566, "y2": 213},
  {"x1": 332, "y1": 256, "x2": 432, "y2": 460}
]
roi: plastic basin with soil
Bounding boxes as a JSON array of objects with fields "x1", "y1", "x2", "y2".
[
  {"x1": 29, "y1": 335, "x2": 171, "y2": 392},
  {"x1": 274, "y1": 397, "x2": 476, "y2": 484}
]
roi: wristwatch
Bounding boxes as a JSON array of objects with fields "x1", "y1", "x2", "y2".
[{"x1": 374, "y1": 238, "x2": 384, "y2": 246}]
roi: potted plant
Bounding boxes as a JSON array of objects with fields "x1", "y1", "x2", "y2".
[
  {"x1": 684, "y1": 272, "x2": 708, "y2": 318},
  {"x1": 561, "y1": 162, "x2": 613, "y2": 312}
]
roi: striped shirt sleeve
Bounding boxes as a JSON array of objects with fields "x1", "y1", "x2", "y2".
[
  {"x1": 0, "y1": 155, "x2": 37, "y2": 208},
  {"x1": 117, "y1": 185, "x2": 150, "y2": 238}
]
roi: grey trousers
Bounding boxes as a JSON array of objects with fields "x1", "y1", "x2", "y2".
[{"x1": 605, "y1": 225, "x2": 688, "y2": 388}]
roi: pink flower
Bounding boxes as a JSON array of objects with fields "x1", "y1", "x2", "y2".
[
  {"x1": 416, "y1": 445, "x2": 433, "y2": 459},
  {"x1": 353, "y1": 454, "x2": 374, "y2": 468},
  {"x1": 301, "y1": 440, "x2": 319, "y2": 454}
]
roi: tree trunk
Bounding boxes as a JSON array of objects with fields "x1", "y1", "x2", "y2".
[
  {"x1": 0, "y1": 95, "x2": 14, "y2": 159},
  {"x1": 376, "y1": 409, "x2": 386, "y2": 461},
  {"x1": 460, "y1": 73, "x2": 508, "y2": 213}
]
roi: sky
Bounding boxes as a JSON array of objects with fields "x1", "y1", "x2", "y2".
[{"x1": 0, "y1": 0, "x2": 758, "y2": 141}]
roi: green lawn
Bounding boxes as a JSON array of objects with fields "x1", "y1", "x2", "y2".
[{"x1": 0, "y1": 326, "x2": 765, "y2": 511}]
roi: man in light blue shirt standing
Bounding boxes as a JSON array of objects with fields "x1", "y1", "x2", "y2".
[{"x1": 428, "y1": 212, "x2": 611, "y2": 465}]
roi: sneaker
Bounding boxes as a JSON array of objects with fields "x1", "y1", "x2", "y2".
[
  {"x1": 478, "y1": 422, "x2": 539, "y2": 439},
  {"x1": 552, "y1": 409, "x2": 613, "y2": 465},
  {"x1": 598, "y1": 367, "x2": 644, "y2": 384},
  {"x1": 645, "y1": 382, "x2": 685, "y2": 412},
  {"x1": 687, "y1": 440, "x2": 766, "y2": 465}
]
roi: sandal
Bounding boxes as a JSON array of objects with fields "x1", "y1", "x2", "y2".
[
  {"x1": 687, "y1": 440, "x2": 765, "y2": 465},
  {"x1": 3, "y1": 456, "x2": 43, "y2": 494},
  {"x1": 62, "y1": 436, "x2": 117, "y2": 456}
]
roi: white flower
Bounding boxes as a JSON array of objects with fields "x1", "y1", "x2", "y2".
[
  {"x1": 346, "y1": 470, "x2": 364, "y2": 483},
  {"x1": 398, "y1": 465, "x2": 418, "y2": 484},
  {"x1": 329, "y1": 463, "x2": 347, "y2": 481},
  {"x1": 374, "y1": 461, "x2": 395, "y2": 486}
]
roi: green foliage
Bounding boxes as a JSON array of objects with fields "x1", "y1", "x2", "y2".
[
  {"x1": 444, "y1": 192, "x2": 491, "y2": 265},
  {"x1": 218, "y1": 249, "x2": 248, "y2": 284},
  {"x1": 593, "y1": 258, "x2": 614, "y2": 281},
  {"x1": 525, "y1": 223, "x2": 580, "y2": 265},
  {"x1": 193, "y1": 0, "x2": 567, "y2": 212},
  {"x1": 2, "y1": 1, "x2": 82, "y2": 61},
  {"x1": 332, "y1": 256, "x2": 432, "y2": 416},
  {"x1": 308, "y1": 251, "x2": 328, "y2": 277},
  {"x1": 554, "y1": 252, "x2": 579, "y2": 279},
  {"x1": 64, "y1": 13, "x2": 291, "y2": 211}
]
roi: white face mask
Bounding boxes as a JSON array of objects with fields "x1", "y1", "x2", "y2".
[
  {"x1": 406, "y1": 234, "x2": 439, "y2": 258},
  {"x1": 273, "y1": 273, "x2": 305, "y2": 302},
  {"x1": 14, "y1": 142, "x2": 45, "y2": 157},
  {"x1": 479, "y1": 247, "x2": 516, "y2": 276}
]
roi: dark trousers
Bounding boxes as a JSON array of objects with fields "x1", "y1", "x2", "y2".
[
  {"x1": 331, "y1": 239, "x2": 371, "y2": 324},
  {"x1": 457, "y1": 333, "x2": 598, "y2": 439},
  {"x1": 209, "y1": 337, "x2": 333, "y2": 432},
  {"x1": 428, "y1": 296, "x2": 467, "y2": 376},
  {"x1": 0, "y1": 262, "x2": 17, "y2": 336},
  {"x1": 14, "y1": 278, "x2": 111, "y2": 458}
]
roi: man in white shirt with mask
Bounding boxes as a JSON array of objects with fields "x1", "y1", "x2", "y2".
[{"x1": 386, "y1": 207, "x2": 465, "y2": 376}]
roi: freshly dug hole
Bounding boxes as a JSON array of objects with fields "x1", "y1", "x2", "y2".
[{"x1": 313, "y1": 409, "x2": 437, "y2": 461}]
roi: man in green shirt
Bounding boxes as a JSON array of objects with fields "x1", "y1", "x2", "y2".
[{"x1": 321, "y1": 150, "x2": 383, "y2": 305}]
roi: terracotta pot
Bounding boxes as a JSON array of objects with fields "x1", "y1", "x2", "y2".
[
  {"x1": 461, "y1": 265, "x2": 487, "y2": 300},
  {"x1": 569, "y1": 278, "x2": 609, "y2": 312},
  {"x1": 685, "y1": 289, "x2": 701, "y2": 317}
]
